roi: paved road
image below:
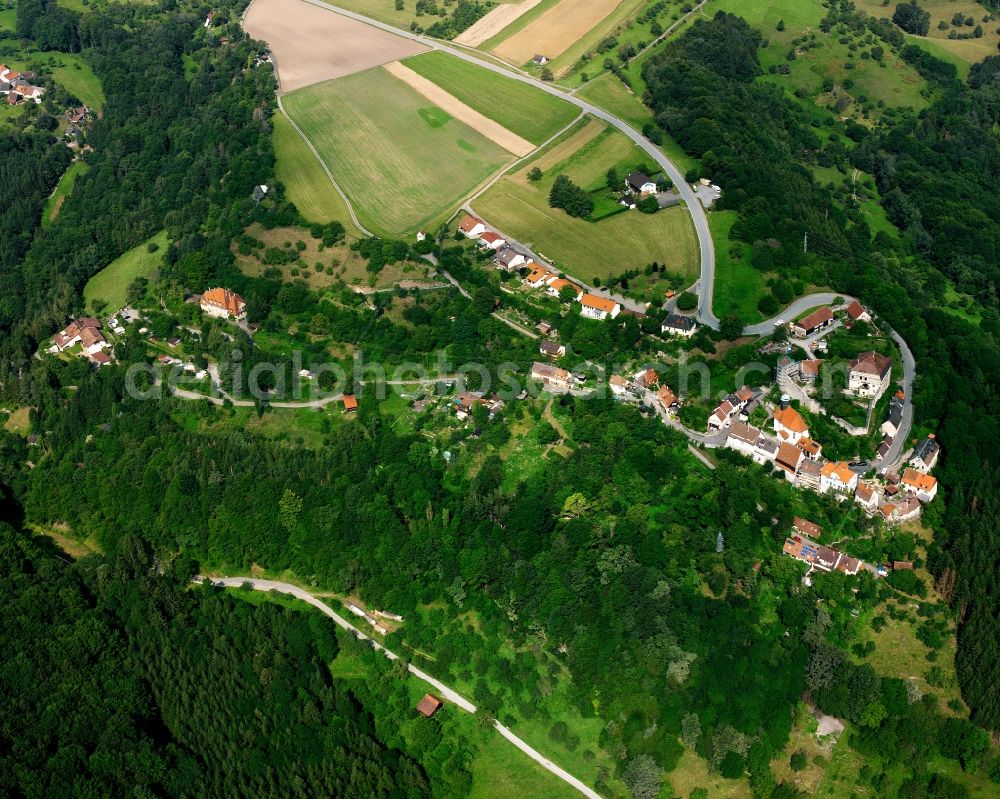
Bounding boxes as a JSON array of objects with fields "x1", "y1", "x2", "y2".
[
  {"x1": 202, "y1": 576, "x2": 603, "y2": 799},
  {"x1": 296, "y1": 0, "x2": 718, "y2": 329}
]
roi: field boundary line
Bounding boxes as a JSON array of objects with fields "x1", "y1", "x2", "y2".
[{"x1": 275, "y1": 93, "x2": 373, "y2": 237}]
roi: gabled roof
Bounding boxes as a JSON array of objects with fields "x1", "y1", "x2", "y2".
[
  {"x1": 800, "y1": 359, "x2": 822, "y2": 377},
  {"x1": 479, "y1": 231, "x2": 503, "y2": 245},
  {"x1": 728, "y1": 421, "x2": 760, "y2": 446},
  {"x1": 821, "y1": 461, "x2": 856, "y2": 485},
  {"x1": 913, "y1": 436, "x2": 939, "y2": 462},
  {"x1": 458, "y1": 214, "x2": 485, "y2": 233},
  {"x1": 662, "y1": 312, "x2": 696, "y2": 331},
  {"x1": 901, "y1": 468, "x2": 937, "y2": 493},
  {"x1": 773, "y1": 404, "x2": 808, "y2": 434},
  {"x1": 201, "y1": 287, "x2": 245, "y2": 315},
  {"x1": 776, "y1": 442, "x2": 802, "y2": 471},
  {"x1": 580, "y1": 294, "x2": 619, "y2": 314},
  {"x1": 794, "y1": 306, "x2": 833, "y2": 332},
  {"x1": 856, "y1": 482, "x2": 877, "y2": 503},
  {"x1": 657, "y1": 385, "x2": 677, "y2": 406},
  {"x1": 627, "y1": 170, "x2": 652, "y2": 188},
  {"x1": 796, "y1": 437, "x2": 821, "y2": 457},
  {"x1": 845, "y1": 299, "x2": 866, "y2": 320},
  {"x1": 793, "y1": 517, "x2": 822, "y2": 538},
  {"x1": 850, "y1": 351, "x2": 892, "y2": 379}
]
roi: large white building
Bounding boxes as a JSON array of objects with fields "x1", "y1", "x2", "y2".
[{"x1": 849, "y1": 351, "x2": 892, "y2": 399}]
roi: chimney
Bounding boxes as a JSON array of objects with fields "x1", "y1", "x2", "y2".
[{"x1": 780, "y1": 393, "x2": 790, "y2": 410}]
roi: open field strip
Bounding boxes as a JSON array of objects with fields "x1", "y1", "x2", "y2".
[
  {"x1": 492, "y1": 0, "x2": 625, "y2": 66},
  {"x1": 401, "y1": 50, "x2": 578, "y2": 144},
  {"x1": 383, "y1": 61, "x2": 534, "y2": 156},
  {"x1": 543, "y1": 0, "x2": 651, "y2": 77},
  {"x1": 244, "y1": 0, "x2": 427, "y2": 91},
  {"x1": 474, "y1": 117, "x2": 699, "y2": 281},
  {"x1": 455, "y1": 0, "x2": 544, "y2": 46},
  {"x1": 42, "y1": 160, "x2": 90, "y2": 228},
  {"x1": 283, "y1": 67, "x2": 513, "y2": 236},
  {"x1": 84, "y1": 230, "x2": 168, "y2": 312}
]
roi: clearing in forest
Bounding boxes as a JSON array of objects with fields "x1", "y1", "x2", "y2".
[
  {"x1": 242, "y1": 0, "x2": 427, "y2": 91},
  {"x1": 491, "y1": 0, "x2": 624, "y2": 66}
]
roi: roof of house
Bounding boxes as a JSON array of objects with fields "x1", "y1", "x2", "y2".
[
  {"x1": 201, "y1": 287, "x2": 245, "y2": 315},
  {"x1": 539, "y1": 340, "x2": 563, "y2": 356},
  {"x1": 798, "y1": 459, "x2": 823, "y2": 478},
  {"x1": 901, "y1": 468, "x2": 937, "y2": 492},
  {"x1": 531, "y1": 361, "x2": 570, "y2": 381},
  {"x1": 886, "y1": 398, "x2": 904, "y2": 426},
  {"x1": 627, "y1": 170, "x2": 652, "y2": 187},
  {"x1": 877, "y1": 440, "x2": 891, "y2": 457},
  {"x1": 800, "y1": 359, "x2": 822, "y2": 377},
  {"x1": 821, "y1": 461, "x2": 856, "y2": 485},
  {"x1": 580, "y1": 294, "x2": 619, "y2": 314},
  {"x1": 796, "y1": 437, "x2": 821, "y2": 457},
  {"x1": 850, "y1": 350, "x2": 892, "y2": 379},
  {"x1": 458, "y1": 214, "x2": 485, "y2": 233},
  {"x1": 89, "y1": 351, "x2": 111, "y2": 365},
  {"x1": 657, "y1": 385, "x2": 677, "y2": 406},
  {"x1": 609, "y1": 375, "x2": 630, "y2": 389},
  {"x1": 342, "y1": 395, "x2": 358, "y2": 411},
  {"x1": 794, "y1": 306, "x2": 833, "y2": 332},
  {"x1": 735, "y1": 386, "x2": 754, "y2": 402},
  {"x1": 728, "y1": 421, "x2": 760, "y2": 446},
  {"x1": 913, "y1": 436, "x2": 939, "y2": 463},
  {"x1": 495, "y1": 248, "x2": 523, "y2": 265},
  {"x1": 548, "y1": 278, "x2": 580, "y2": 295},
  {"x1": 525, "y1": 265, "x2": 553, "y2": 284},
  {"x1": 793, "y1": 517, "x2": 822, "y2": 538},
  {"x1": 711, "y1": 400, "x2": 735, "y2": 422},
  {"x1": 773, "y1": 404, "x2": 808, "y2": 434},
  {"x1": 79, "y1": 327, "x2": 106, "y2": 347},
  {"x1": 416, "y1": 694, "x2": 443, "y2": 717},
  {"x1": 662, "y1": 313, "x2": 696, "y2": 331},
  {"x1": 776, "y1": 442, "x2": 802, "y2": 471},
  {"x1": 639, "y1": 368, "x2": 657, "y2": 386},
  {"x1": 856, "y1": 482, "x2": 877, "y2": 503},
  {"x1": 845, "y1": 299, "x2": 866, "y2": 320},
  {"x1": 479, "y1": 231, "x2": 503, "y2": 245}
]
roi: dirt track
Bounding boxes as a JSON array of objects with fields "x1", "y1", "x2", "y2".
[
  {"x1": 492, "y1": 0, "x2": 621, "y2": 65},
  {"x1": 454, "y1": 0, "x2": 543, "y2": 47},
  {"x1": 244, "y1": 0, "x2": 428, "y2": 92},
  {"x1": 382, "y1": 61, "x2": 535, "y2": 157}
]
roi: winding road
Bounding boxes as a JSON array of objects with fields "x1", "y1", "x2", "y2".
[{"x1": 202, "y1": 576, "x2": 603, "y2": 799}]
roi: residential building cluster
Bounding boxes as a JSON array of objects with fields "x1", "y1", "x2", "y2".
[
  {"x1": 0, "y1": 65, "x2": 45, "y2": 105},
  {"x1": 48, "y1": 317, "x2": 112, "y2": 367},
  {"x1": 782, "y1": 517, "x2": 882, "y2": 579}
]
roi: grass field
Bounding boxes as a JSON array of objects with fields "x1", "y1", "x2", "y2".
[
  {"x1": 853, "y1": 0, "x2": 1000, "y2": 65},
  {"x1": 42, "y1": 160, "x2": 90, "y2": 228},
  {"x1": 475, "y1": 117, "x2": 698, "y2": 286},
  {"x1": 284, "y1": 68, "x2": 513, "y2": 237},
  {"x1": 272, "y1": 111, "x2": 360, "y2": 231},
  {"x1": 2, "y1": 406, "x2": 31, "y2": 434},
  {"x1": 0, "y1": 7, "x2": 16, "y2": 31},
  {"x1": 83, "y1": 230, "x2": 168, "y2": 312},
  {"x1": 2, "y1": 49, "x2": 106, "y2": 108},
  {"x1": 709, "y1": 0, "x2": 929, "y2": 120},
  {"x1": 709, "y1": 210, "x2": 767, "y2": 324},
  {"x1": 401, "y1": 50, "x2": 578, "y2": 144}
]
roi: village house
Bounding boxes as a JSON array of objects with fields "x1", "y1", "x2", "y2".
[
  {"x1": 547, "y1": 278, "x2": 584, "y2": 302},
  {"x1": 726, "y1": 421, "x2": 761, "y2": 459},
  {"x1": 625, "y1": 171, "x2": 656, "y2": 195},
  {"x1": 524, "y1": 263, "x2": 555, "y2": 289},
  {"x1": 655, "y1": 385, "x2": 679, "y2": 414},
  {"x1": 848, "y1": 351, "x2": 892, "y2": 399},
  {"x1": 88, "y1": 350, "x2": 111, "y2": 367},
  {"x1": 79, "y1": 326, "x2": 109, "y2": 356},
  {"x1": 342, "y1": 395, "x2": 358, "y2": 413},
  {"x1": 494, "y1": 247, "x2": 526, "y2": 270},
  {"x1": 661, "y1": 313, "x2": 697, "y2": 338},
  {"x1": 200, "y1": 288, "x2": 246, "y2": 320},
  {"x1": 796, "y1": 437, "x2": 822, "y2": 461},
  {"x1": 879, "y1": 496, "x2": 922, "y2": 524},
  {"x1": 538, "y1": 339, "x2": 565, "y2": 359},
  {"x1": 775, "y1": 441, "x2": 803, "y2": 480},
  {"x1": 609, "y1": 375, "x2": 635, "y2": 398},
  {"x1": 876, "y1": 435, "x2": 892, "y2": 461},
  {"x1": 796, "y1": 460, "x2": 823, "y2": 492},
  {"x1": 854, "y1": 481, "x2": 881, "y2": 514},
  {"x1": 580, "y1": 294, "x2": 621, "y2": 321},
  {"x1": 790, "y1": 306, "x2": 834, "y2": 338},
  {"x1": 773, "y1": 398, "x2": 809, "y2": 444},
  {"x1": 755, "y1": 437, "x2": 778, "y2": 463},
  {"x1": 820, "y1": 461, "x2": 858, "y2": 496},
  {"x1": 882, "y1": 395, "x2": 904, "y2": 438},
  {"x1": 416, "y1": 694, "x2": 443, "y2": 718},
  {"x1": 50, "y1": 317, "x2": 104, "y2": 353},
  {"x1": 909, "y1": 435, "x2": 940, "y2": 473},
  {"x1": 901, "y1": 468, "x2": 938, "y2": 503},
  {"x1": 775, "y1": 355, "x2": 798, "y2": 381},
  {"x1": 845, "y1": 299, "x2": 871, "y2": 324},
  {"x1": 793, "y1": 517, "x2": 822, "y2": 539},
  {"x1": 531, "y1": 361, "x2": 574, "y2": 392},
  {"x1": 708, "y1": 399, "x2": 737, "y2": 431},
  {"x1": 798, "y1": 359, "x2": 822, "y2": 383},
  {"x1": 634, "y1": 368, "x2": 658, "y2": 388},
  {"x1": 458, "y1": 214, "x2": 487, "y2": 239},
  {"x1": 478, "y1": 231, "x2": 506, "y2": 251}
]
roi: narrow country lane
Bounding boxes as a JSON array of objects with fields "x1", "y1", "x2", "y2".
[{"x1": 200, "y1": 576, "x2": 604, "y2": 799}]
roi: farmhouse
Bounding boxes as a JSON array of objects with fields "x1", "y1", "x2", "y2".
[
  {"x1": 200, "y1": 288, "x2": 246, "y2": 320},
  {"x1": 901, "y1": 468, "x2": 938, "y2": 503},
  {"x1": 458, "y1": 214, "x2": 487, "y2": 238},
  {"x1": 547, "y1": 278, "x2": 584, "y2": 302},
  {"x1": 538, "y1": 339, "x2": 565, "y2": 358},
  {"x1": 790, "y1": 306, "x2": 834, "y2": 337},
  {"x1": 909, "y1": 435, "x2": 940, "y2": 472},
  {"x1": 655, "y1": 385, "x2": 679, "y2": 413},
  {"x1": 625, "y1": 171, "x2": 656, "y2": 195},
  {"x1": 845, "y1": 299, "x2": 871, "y2": 323},
  {"x1": 820, "y1": 461, "x2": 858, "y2": 496},
  {"x1": 580, "y1": 294, "x2": 620, "y2": 321},
  {"x1": 848, "y1": 351, "x2": 892, "y2": 399},
  {"x1": 494, "y1": 248, "x2": 527, "y2": 270},
  {"x1": 50, "y1": 317, "x2": 103, "y2": 352},
  {"x1": 479, "y1": 231, "x2": 506, "y2": 250},
  {"x1": 531, "y1": 361, "x2": 573, "y2": 392},
  {"x1": 773, "y1": 399, "x2": 809, "y2": 444},
  {"x1": 708, "y1": 399, "x2": 737, "y2": 431},
  {"x1": 661, "y1": 313, "x2": 697, "y2": 338}
]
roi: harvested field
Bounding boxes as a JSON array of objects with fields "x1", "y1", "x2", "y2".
[
  {"x1": 383, "y1": 61, "x2": 534, "y2": 157},
  {"x1": 492, "y1": 0, "x2": 622, "y2": 66},
  {"x1": 243, "y1": 0, "x2": 427, "y2": 91},
  {"x1": 283, "y1": 67, "x2": 512, "y2": 236},
  {"x1": 455, "y1": 0, "x2": 543, "y2": 47}
]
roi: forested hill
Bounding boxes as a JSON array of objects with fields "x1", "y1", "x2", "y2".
[
  {"x1": 643, "y1": 12, "x2": 1000, "y2": 732},
  {"x1": 0, "y1": 523, "x2": 431, "y2": 797}
]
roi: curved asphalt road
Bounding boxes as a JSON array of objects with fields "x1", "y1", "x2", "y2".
[{"x1": 202, "y1": 576, "x2": 603, "y2": 799}]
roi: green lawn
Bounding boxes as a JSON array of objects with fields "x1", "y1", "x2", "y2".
[
  {"x1": 0, "y1": 7, "x2": 16, "y2": 32},
  {"x1": 475, "y1": 117, "x2": 699, "y2": 284},
  {"x1": 42, "y1": 160, "x2": 90, "y2": 228},
  {"x1": 709, "y1": 210, "x2": 767, "y2": 324},
  {"x1": 401, "y1": 50, "x2": 579, "y2": 145},
  {"x1": 283, "y1": 67, "x2": 513, "y2": 237},
  {"x1": 272, "y1": 110, "x2": 361, "y2": 232},
  {"x1": 83, "y1": 230, "x2": 168, "y2": 313}
]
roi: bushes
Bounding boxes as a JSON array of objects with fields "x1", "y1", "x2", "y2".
[
  {"x1": 893, "y1": 2, "x2": 930, "y2": 36},
  {"x1": 548, "y1": 174, "x2": 593, "y2": 219}
]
